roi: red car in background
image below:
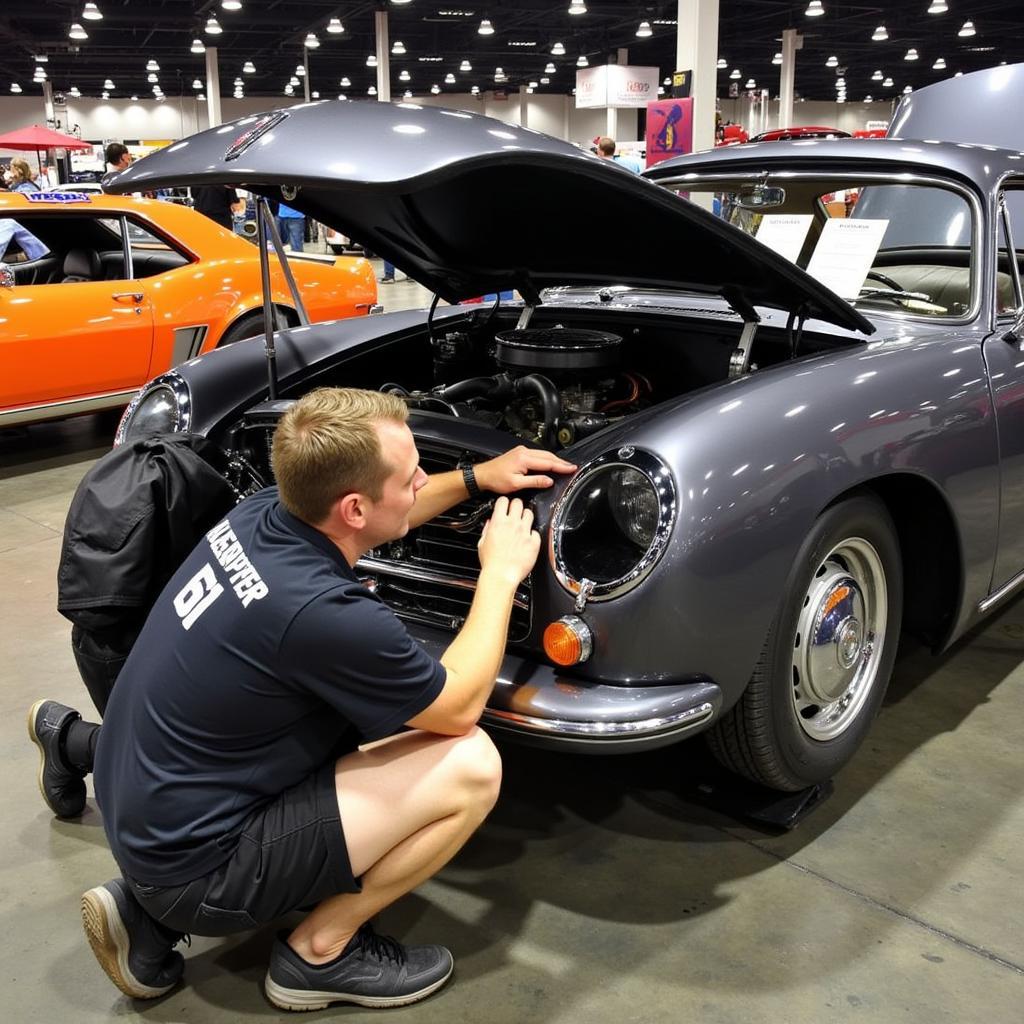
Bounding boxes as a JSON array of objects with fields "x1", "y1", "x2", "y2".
[{"x1": 750, "y1": 126, "x2": 851, "y2": 142}]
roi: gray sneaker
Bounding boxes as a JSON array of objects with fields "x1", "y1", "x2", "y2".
[
  {"x1": 264, "y1": 923, "x2": 453, "y2": 1011},
  {"x1": 81, "y1": 878, "x2": 187, "y2": 998}
]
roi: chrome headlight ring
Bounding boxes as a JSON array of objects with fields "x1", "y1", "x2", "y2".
[
  {"x1": 548, "y1": 446, "x2": 677, "y2": 603},
  {"x1": 114, "y1": 371, "x2": 192, "y2": 446}
]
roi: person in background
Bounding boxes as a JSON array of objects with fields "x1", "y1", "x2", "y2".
[
  {"x1": 380, "y1": 259, "x2": 396, "y2": 284},
  {"x1": 595, "y1": 137, "x2": 643, "y2": 174},
  {"x1": 191, "y1": 185, "x2": 245, "y2": 231},
  {"x1": 0, "y1": 218, "x2": 49, "y2": 261},
  {"x1": 104, "y1": 143, "x2": 132, "y2": 175},
  {"x1": 276, "y1": 201, "x2": 306, "y2": 251},
  {"x1": 8, "y1": 157, "x2": 41, "y2": 193}
]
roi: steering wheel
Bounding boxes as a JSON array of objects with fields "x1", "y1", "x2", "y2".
[{"x1": 865, "y1": 269, "x2": 903, "y2": 291}]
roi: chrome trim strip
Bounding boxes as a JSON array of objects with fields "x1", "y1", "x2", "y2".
[
  {"x1": 979, "y1": 566, "x2": 1024, "y2": 613},
  {"x1": 653, "y1": 169, "x2": 985, "y2": 327},
  {"x1": 549, "y1": 447, "x2": 677, "y2": 603},
  {"x1": 0, "y1": 389, "x2": 138, "y2": 427},
  {"x1": 481, "y1": 701, "x2": 715, "y2": 742},
  {"x1": 357, "y1": 555, "x2": 529, "y2": 611}
]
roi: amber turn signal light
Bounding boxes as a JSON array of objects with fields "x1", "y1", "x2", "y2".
[{"x1": 543, "y1": 615, "x2": 593, "y2": 666}]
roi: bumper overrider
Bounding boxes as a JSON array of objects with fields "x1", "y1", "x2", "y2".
[{"x1": 411, "y1": 625, "x2": 721, "y2": 754}]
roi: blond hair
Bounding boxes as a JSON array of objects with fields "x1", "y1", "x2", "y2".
[
  {"x1": 597, "y1": 137, "x2": 616, "y2": 157},
  {"x1": 271, "y1": 387, "x2": 409, "y2": 524},
  {"x1": 9, "y1": 158, "x2": 33, "y2": 185}
]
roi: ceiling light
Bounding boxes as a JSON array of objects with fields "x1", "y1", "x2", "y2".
[
  {"x1": 34, "y1": 55, "x2": 48, "y2": 62},
  {"x1": 478, "y1": 19, "x2": 494, "y2": 35},
  {"x1": 33, "y1": 70, "x2": 46, "y2": 81},
  {"x1": 295, "y1": 64, "x2": 306, "y2": 75},
  {"x1": 729, "y1": 68, "x2": 741, "y2": 79},
  {"x1": 805, "y1": 1, "x2": 825, "y2": 16},
  {"x1": 367, "y1": 54, "x2": 378, "y2": 67},
  {"x1": 540, "y1": 76, "x2": 550, "y2": 84},
  {"x1": 526, "y1": 86, "x2": 534, "y2": 93},
  {"x1": 658, "y1": 86, "x2": 665, "y2": 95},
  {"x1": 471, "y1": 85, "x2": 480, "y2": 94},
  {"x1": 717, "y1": 57, "x2": 727, "y2": 69},
  {"x1": 883, "y1": 76, "x2": 894, "y2": 86},
  {"x1": 130, "y1": 94, "x2": 138, "y2": 101},
  {"x1": 285, "y1": 85, "x2": 294, "y2": 94},
  {"x1": 340, "y1": 76, "x2": 351, "y2": 87},
  {"x1": 102, "y1": 90, "x2": 109, "y2": 99},
  {"x1": 233, "y1": 90, "x2": 243, "y2": 97},
  {"x1": 445, "y1": 72, "x2": 456, "y2": 83},
  {"x1": 289, "y1": 77, "x2": 299, "y2": 86},
  {"x1": 147, "y1": 73, "x2": 158, "y2": 83},
  {"x1": 82, "y1": 3, "x2": 102, "y2": 20},
  {"x1": 745, "y1": 78, "x2": 756, "y2": 88},
  {"x1": 327, "y1": 17, "x2": 344, "y2": 33},
  {"x1": 337, "y1": 93, "x2": 346, "y2": 100},
  {"x1": 772, "y1": 52, "x2": 783, "y2": 65},
  {"x1": 865, "y1": 95, "x2": 873, "y2": 102},
  {"x1": 191, "y1": 38, "x2": 205, "y2": 54},
  {"x1": 146, "y1": 59, "x2": 160, "y2": 71},
  {"x1": 311, "y1": 91, "x2": 320, "y2": 99},
  {"x1": 954, "y1": 70, "x2": 963, "y2": 77},
  {"x1": 544, "y1": 62, "x2": 556, "y2": 73},
  {"x1": 243, "y1": 61, "x2": 255, "y2": 73},
  {"x1": 392, "y1": 40, "x2": 406, "y2": 54},
  {"x1": 871, "y1": 69, "x2": 883, "y2": 81},
  {"x1": 927, "y1": 0, "x2": 947, "y2": 13},
  {"x1": 460, "y1": 60, "x2": 472, "y2": 71},
  {"x1": 903, "y1": 85, "x2": 913, "y2": 94},
  {"x1": 205, "y1": 17, "x2": 222, "y2": 34},
  {"x1": 569, "y1": 1, "x2": 587, "y2": 14},
  {"x1": 399, "y1": 69, "x2": 411, "y2": 81},
  {"x1": 904, "y1": 48, "x2": 919, "y2": 60},
  {"x1": 577, "y1": 55, "x2": 588, "y2": 67},
  {"x1": 305, "y1": 33, "x2": 320, "y2": 48},
  {"x1": 635, "y1": 21, "x2": 652, "y2": 38},
  {"x1": 10, "y1": 83, "x2": 22, "y2": 93},
  {"x1": 69, "y1": 85, "x2": 81, "y2": 97},
  {"x1": 233, "y1": 77, "x2": 243, "y2": 86},
  {"x1": 192, "y1": 78, "x2": 203, "y2": 89},
  {"x1": 529, "y1": 80, "x2": 538, "y2": 88},
  {"x1": 494, "y1": 67, "x2": 506, "y2": 81},
  {"x1": 404, "y1": 89, "x2": 413, "y2": 98},
  {"x1": 68, "y1": 23, "x2": 88, "y2": 40},
  {"x1": 368, "y1": 84, "x2": 377, "y2": 95},
  {"x1": 663, "y1": 76, "x2": 671, "y2": 85},
  {"x1": 222, "y1": 0, "x2": 242, "y2": 10},
  {"x1": 551, "y1": 41, "x2": 566, "y2": 55},
  {"x1": 872, "y1": 25, "x2": 888, "y2": 41},
  {"x1": 431, "y1": 83, "x2": 441, "y2": 93},
  {"x1": 835, "y1": 77, "x2": 845, "y2": 87},
  {"x1": 103, "y1": 78, "x2": 114, "y2": 89},
  {"x1": 933, "y1": 57, "x2": 946, "y2": 69},
  {"x1": 825, "y1": 55, "x2": 838, "y2": 67},
  {"x1": 958, "y1": 20, "x2": 976, "y2": 37}
]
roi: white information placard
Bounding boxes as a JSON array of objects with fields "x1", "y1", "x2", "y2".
[
  {"x1": 805, "y1": 218, "x2": 890, "y2": 299},
  {"x1": 755, "y1": 215, "x2": 813, "y2": 264},
  {"x1": 575, "y1": 65, "x2": 659, "y2": 109}
]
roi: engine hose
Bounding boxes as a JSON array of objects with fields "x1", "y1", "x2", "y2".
[
  {"x1": 514, "y1": 373, "x2": 562, "y2": 450},
  {"x1": 437, "y1": 374, "x2": 513, "y2": 404}
]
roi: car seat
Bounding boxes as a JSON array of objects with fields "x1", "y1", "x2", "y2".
[{"x1": 62, "y1": 247, "x2": 102, "y2": 283}]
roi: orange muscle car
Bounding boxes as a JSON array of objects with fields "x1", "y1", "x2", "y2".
[{"x1": 0, "y1": 190, "x2": 378, "y2": 427}]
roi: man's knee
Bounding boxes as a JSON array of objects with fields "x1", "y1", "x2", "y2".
[{"x1": 447, "y1": 727, "x2": 502, "y2": 812}]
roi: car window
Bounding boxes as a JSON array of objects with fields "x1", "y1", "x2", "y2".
[
  {"x1": 706, "y1": 177, "x2": 976, "y2": 319},
  {"x1": 997, "y1": 188, "x2": 1024, "y2": 317}
]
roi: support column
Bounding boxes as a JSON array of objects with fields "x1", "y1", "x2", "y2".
[
  {"x1": 519, "y1": 85, "x2": 528, "y2": 128},
  {"x1": 778, "y1": 28, "x2": 801, "y2": 132},
  {"x1": 205, "y1": 47, "x2": 223, "y2": 127},
  {"x1": 375, "y1": 9, "x2": 390, "y2": 102},
  {"x1": 303, "y1": 46, "x2": 311, "y2": 103},
  {"x1": 676, "y1": 0, "x2": 719, "y2": 153}
]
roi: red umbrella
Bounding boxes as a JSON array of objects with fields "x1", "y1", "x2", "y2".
[{"x1": 0, "y1": 124, "x2": 94, "y2": 179}]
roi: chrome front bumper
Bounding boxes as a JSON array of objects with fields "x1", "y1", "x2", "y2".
[{"x1": 412, "y1": 626, "x2": 722, "y2": 754}]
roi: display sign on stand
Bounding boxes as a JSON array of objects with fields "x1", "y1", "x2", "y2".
[
  {"x1": 575, "y1": 65, "x2": 659, "y2": 109},
  {"x1": 645, "y1": 98, "x2": 693, "y2": 168}
]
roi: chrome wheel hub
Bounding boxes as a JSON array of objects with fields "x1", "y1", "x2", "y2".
[{"x1": 791, "y1": 538, "x2": 887, "y2": 741}]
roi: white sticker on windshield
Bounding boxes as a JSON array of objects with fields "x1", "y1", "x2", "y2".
[
  {"x1": 805, "y1": 218, "x2": 890, "y2": 299},
  {"x1": 755, "y1": 215, "x2": 813, "y2": 264}
]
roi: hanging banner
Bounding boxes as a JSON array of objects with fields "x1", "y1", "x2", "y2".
[
  {"x1": 645, "y1": 97, "x2": 693, "y2": 168},
  {"x1": 575, "y1": 65, "x2": 659, "y2": 109}
]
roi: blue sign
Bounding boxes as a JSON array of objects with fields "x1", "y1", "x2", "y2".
[{"x1": 26, "y1": 191, "x2": 93, "y2": 203}]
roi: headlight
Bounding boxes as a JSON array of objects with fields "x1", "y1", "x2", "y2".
[
  {"x1": 114, "y1": 373, "x2": 190, "y2": 446},
  {"x1": 550, "y1": 446, "x2": 676, "y2": 601}
]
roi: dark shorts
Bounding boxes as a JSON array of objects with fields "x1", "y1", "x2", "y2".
[{"x1": 127, "y1": 760, "x2": 360, "y2": 937}]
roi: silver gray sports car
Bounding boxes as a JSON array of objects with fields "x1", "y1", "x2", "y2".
[{"x1": 102, "y1": 82, "x2": 1024, "y2": 793}]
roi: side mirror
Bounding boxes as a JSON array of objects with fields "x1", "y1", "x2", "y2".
[
  {"x1": 735, "y1": 185, "x2": 786, "y2": 210},
  {"x1": 0, "y1": 264, "x2": 14, "y2": 289}
]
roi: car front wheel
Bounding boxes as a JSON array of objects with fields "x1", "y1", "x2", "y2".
[{"x1": 707, "y1": 493, "x2": 903, "y2": 791}]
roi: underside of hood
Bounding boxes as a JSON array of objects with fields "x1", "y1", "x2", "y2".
[{"x1": 106, "y1": 100, "x2": 871, "y2": 333}]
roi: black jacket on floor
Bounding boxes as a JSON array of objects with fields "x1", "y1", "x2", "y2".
[{"x1": 57, "y1": 433, "x2": 236, "y2": 714}]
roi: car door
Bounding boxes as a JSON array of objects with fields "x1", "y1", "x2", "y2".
[
  {"x1": 0, "y1": 211, "x2": 154, "y2": 415},
  {"x1": 983, "y1": 183, "x2": 1024, "y2": 591}
]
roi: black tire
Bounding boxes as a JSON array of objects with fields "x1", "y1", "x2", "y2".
[
  {"x1": 707, "y1": 493, "x2": 903, "y2": 791},
  {"x1": 217, "y1": 312, "x2": 272, "y2": 347}
]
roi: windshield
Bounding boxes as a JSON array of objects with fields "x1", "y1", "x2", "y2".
[{"x1": 684, "y1": 175, "x2": 976, "y2": 319}]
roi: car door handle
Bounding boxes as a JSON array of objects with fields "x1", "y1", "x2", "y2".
[{"x1": 112, "y1": 291, "x2": 144, "y2": 303}]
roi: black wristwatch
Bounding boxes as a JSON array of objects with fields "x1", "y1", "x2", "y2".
[{"x1": 459, "y1": 460, "x2": 481, "y2": 498}]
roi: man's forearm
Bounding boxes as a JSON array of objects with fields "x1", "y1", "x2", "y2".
[{"x1": 438, "y1": 567, "x2": 518, "y2": 725}]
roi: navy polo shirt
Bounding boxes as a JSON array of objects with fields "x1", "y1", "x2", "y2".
[{"x1": 93, "y1": 487, "x2": 446, "y2": 886}]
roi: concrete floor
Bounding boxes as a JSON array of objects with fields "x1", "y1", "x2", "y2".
[{"x1": 3, "y1": 268, "x2": 1023, "y2": 1022}]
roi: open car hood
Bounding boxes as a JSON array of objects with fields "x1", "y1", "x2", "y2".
[{"x1": 107, "y1": 100, "x2": 870, "y2": 332}]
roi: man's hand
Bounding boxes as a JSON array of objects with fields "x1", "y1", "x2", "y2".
[
  {"x1": 478, "y1": 497, "x2": 540, "y2": 586},
  {"x1": 474, "y1": 445, "x2": 576, "y2": 494}
]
